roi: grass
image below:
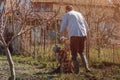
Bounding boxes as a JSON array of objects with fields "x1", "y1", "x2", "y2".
[
  {"x1": 89, "y1": 47, "x2": 120, "y2": 63},
  {"x1": 0, "y1": 47, "x2": 120, "y2": 80}
]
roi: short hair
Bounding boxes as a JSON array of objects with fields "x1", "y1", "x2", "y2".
[{"x1": 65, "y1": 5, "x2": 73, "y2": 11}]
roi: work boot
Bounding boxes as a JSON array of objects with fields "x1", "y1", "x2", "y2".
[
  {"x1": 85, "y1": 68, "x2": 91, "y2": 72},
  {"x1": 73, "y1": 60, "x2": 79, "y2": 74},
  {"x1": 80, "y1": 53, "x2": 90, "y2": 72}
]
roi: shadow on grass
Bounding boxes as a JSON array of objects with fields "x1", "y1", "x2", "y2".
[
  {"x1": 34, "y1": 70, "x2": 61, "y2": 80},
  {"x1": 92, "y1": 61, "x2": 120, "y2": 69}
]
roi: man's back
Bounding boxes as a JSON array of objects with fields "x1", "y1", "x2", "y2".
[{"x1": 60, "y1": 10, "x2": 88, "y2": 37}]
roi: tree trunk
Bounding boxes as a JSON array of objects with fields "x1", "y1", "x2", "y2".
[{"x1": 0, "y1": 34, "x2": 16, "y2": 80}]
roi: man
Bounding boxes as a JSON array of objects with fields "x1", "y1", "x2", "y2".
[{"x1": 60, "y1": 5, "x2": 90, "y2": 74}]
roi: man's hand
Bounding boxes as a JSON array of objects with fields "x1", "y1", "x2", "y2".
[{"x1": 59, "y1": 36, "x2": 68, "y2": 44}]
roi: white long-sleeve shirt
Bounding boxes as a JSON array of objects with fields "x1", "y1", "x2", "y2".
[{"x1": 60, "y1": 10, "x2": 88, "y2": 37}]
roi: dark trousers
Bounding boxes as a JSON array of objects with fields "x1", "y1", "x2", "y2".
[{"x1": 70, "y1": 36, "x2": 89, "y2": 71}]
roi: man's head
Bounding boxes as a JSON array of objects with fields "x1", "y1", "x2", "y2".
[{"x1": 65, "y1": 5, "x2": 73, "y2": 13}]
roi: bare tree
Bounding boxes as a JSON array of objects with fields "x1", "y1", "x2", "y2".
[
  {"x1": 0, "y1": 0, "x2": 62, "y2": 79},
  {"x1": 0, "y1": 0, "x2": 16, "y2": 79}
]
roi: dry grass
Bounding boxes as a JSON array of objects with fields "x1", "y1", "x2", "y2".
[{"x1": 0, "y1": 48, "x2": 120, "y2": 80}]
